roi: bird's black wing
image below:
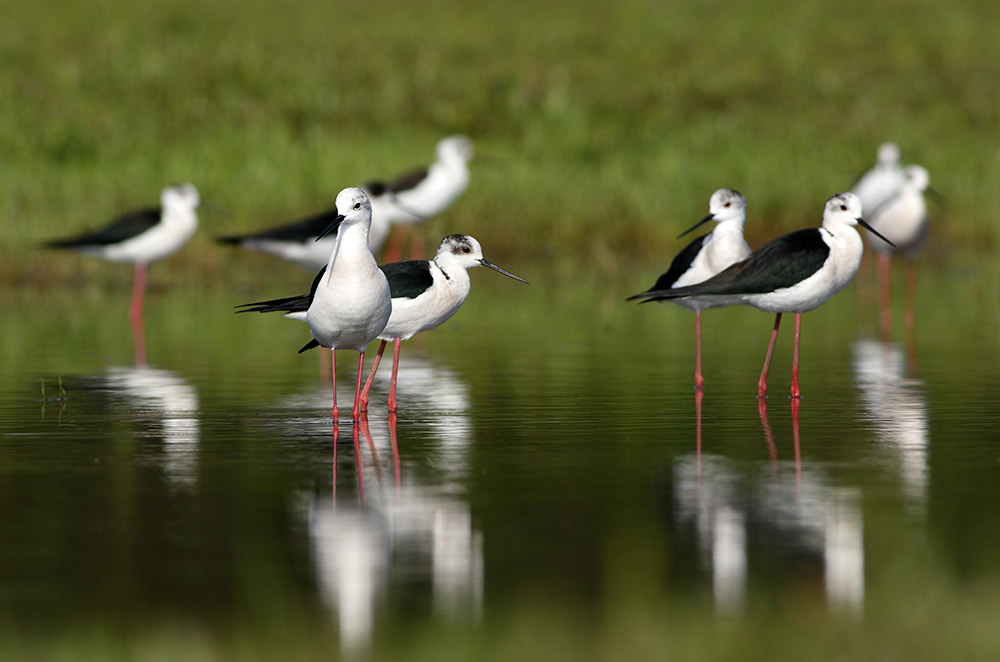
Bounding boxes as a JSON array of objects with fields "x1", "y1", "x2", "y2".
[
  {"x1": 627, "y1": 234, "x2": 709, "y2": 300},
  {"x1": 381, "y1": 260, "x2": 434, "y2": 299},
  {"x1": 44, "y1": 208, "x2": 162, "y2": 248},
  {"x1": 216, "y1": 209, "x2": 340, "y2": 244},
  {"x1": 235, "y1": 266, "x2": 327, "y2": 313},
  {"x1": 384, "y1": 167, "x2": 429, "y2": 194},
  {"x1": 298, "y1": 339, "x2": 320, "y2": 354},
  {"x1": 637, "y1": 229, "x2": 829, "y2": 301}
]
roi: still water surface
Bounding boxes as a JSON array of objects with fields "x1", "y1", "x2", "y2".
[{"x1": 1, "y1": 259, "x2": 998, "y2": 654}]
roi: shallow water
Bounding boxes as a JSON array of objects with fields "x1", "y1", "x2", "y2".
[{"x1": 1, "y1": 257, "x2": 999, "y2": 654}]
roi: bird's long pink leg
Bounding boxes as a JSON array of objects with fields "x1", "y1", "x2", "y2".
[
  {"x1": 359, "y1": 340, "x2": 388, "y2": 412},
  {"x1": 388, "y1": 338, "x2": 402, "y2": 412},
  {"x1": 790, "y1": 312, "x2": 802, "y2": 399},
  {"x1": 352, "y1": 351, "x2": 366, "y2": 420},
  {"x1": 758, "y1": 313, "x2": 782, "y2": 399},
  {"x1": 905, "y1": 259, "x2": 918, "y2": 373},
  {"x1": 388, "y1": 412, "x2": 400, "y2": 491},
  {"x1": 330, "y1": 350, "x2": 339, "y2": 422},
  {"x1": 694, "y1": 310, "x2": 704, "y2": 390},
  {"x1": 879, "y1": 252, "x2": 893, "y2": 341},
  {"x1": 129, "y1": 262, "x2": 147, "y2": 324},
  {"x1": 904, "y1": 259, "x2": 917, "y2": 334}
]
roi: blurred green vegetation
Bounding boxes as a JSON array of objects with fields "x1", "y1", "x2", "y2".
[{"x1": 2, "y1": 0, "x2": 998, "y2": 292}]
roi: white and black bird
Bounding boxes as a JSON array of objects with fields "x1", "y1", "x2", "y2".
[
  {"x1": 368, "y1": 135, "x2": 474, "y2": 261},
  {"x1": 43, "y1": 183, "x2": 201, "y2": 322},
  {"x1": 632, "y1": 192, "x2": 895, "y2": 399},
  {"x1": 866, "y1": 164, "x2": 931, "y2": 339},
  {"x1": 237, "y1": 187, "x2": 392, "y2": 421},
  {"x1": 852, "y1": 142, "x2": 904, "y2": 215},
  {"x1": 216, "y1": 206, "x2": 391, "y2": 270},
  {"x1": 629, "y1": 188, "x2": 752, "y2": 390},
  {"x1": 358, "y1": 234, "x2": 528, "y2": 412}
]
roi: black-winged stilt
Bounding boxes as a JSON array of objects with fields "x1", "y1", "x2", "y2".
[
  {"x1": 632, "y1": 192, "x2": 895, "y2": 399},
  {"x1": 852, "y1": 142, "x2": 904, "y2": 215},
  {"x1": 359, "y1": 234, "x2": 528, "y2": 412},
  {"x1": 629, "y1": 188, "x2": 752, "y2": 389},
  {"x1": 368, "y1": 135, "x2": 474, "y2": 261},
  {"x1": 866, "y1": 165, "x2": 931, "y2": 341},
  {"x1": 216, "y1": 206, "x2": 391, "y2": 270},
  {"x1": 237, "y1": 187, "x2": 392, "y2": 421},
  {"x1": 43, "y1": 183, "x2": 201, "y2": 323}
]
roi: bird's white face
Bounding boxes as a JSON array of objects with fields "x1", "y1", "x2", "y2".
[
  {"x1": 437, "y1": 233, "x2": 484, "y2": 267},
  {"x1": 162, "y1": 183, "x2": 200, "y2": 209},
  {"x1": 824, "y1": 192, "x2": 864, "y2": 226},
  {"x1": 335, "y1": 187, "x2": 372, "y2": 226},
  {"x1": 708, "y1": 188, "x2": 746, "y2": 223},
  {"x1": 904, "y1": 165, "x2": 930, "y2": 191},
  {"x1": 877, "y1": 142, "x2": 900, "y2": 165},
  {"x1": 438, "y1": 135, "x2": 474, "y2": 163}
]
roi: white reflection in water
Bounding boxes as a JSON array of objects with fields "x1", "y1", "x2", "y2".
[
  {"x1": 364, "y1": 355, "x2": 472, "y2": 490},
  {"x1": 756, "y1": 468, "x2": 865, "y2": 615},
  {"x1": 306, "y1": 387, "x2": 481, "y2": 654},
  {"x1": 852, "y1": 339, "x2": 929, "y2": 511},
  {"x1": 103, "y1": 365, "x2": 200, "y2": 489},
  {"x1": 675, "y1": 406, "x2": 865, "y2": 615},
  {"x1": 308, "y1": 488, "x2": 484, "y2": 653},
  {"x1": 674, "y1": 455, "x2": 747, "y2": 613}
]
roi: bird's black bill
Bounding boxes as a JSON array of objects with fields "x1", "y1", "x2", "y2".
[
  {"x1": 480, "y1": 259, "x2": 529, "y2": 284},
  {"x1": 315, "y1": 214, "x2": 346, "y2": 241},
  {"x1": 677, "y1": 213, "x2": 714, "y2": 239},
  {"x1": 926, "y1": 185, "x2": 947, "y2": 208},
  {"x1": 858, "y1": 217, "x2": 896, "y2": 248}
]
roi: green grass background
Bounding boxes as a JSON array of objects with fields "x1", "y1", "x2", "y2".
[{"x1": 3, "y1": 0, "x2": 999, "y2": 290}]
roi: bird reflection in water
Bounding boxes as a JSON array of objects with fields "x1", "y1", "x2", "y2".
[
  {"x1": 310, "y1": 362, "x2": 481, "y2": 654},
  {"x1": 102, "y1": 365, "x2": 200, "y2": 490},
  {"x1": 675, "y1": 398, "x2": 865, "y2": 616},
  {"x1": 852, "y1": 339, "x2": 928, "y2": 514}
]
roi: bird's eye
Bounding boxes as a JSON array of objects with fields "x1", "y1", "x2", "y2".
[
  {"x1": 840, "y1": 204, "x2": 847, "y2": 211},
  {"x1": 724, "y1": 202, "x2": 731, "y2": 208},
  {"x1": 461, "y1": 246, "x2": 471, "y2": 253},
  {"x1": 353, "y1": 202, "x2": 361, "y2": 210}
]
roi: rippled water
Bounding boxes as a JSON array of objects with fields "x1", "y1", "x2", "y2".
[{"x1": 1, "y1": 258, "x2": 998, "y2": 655}]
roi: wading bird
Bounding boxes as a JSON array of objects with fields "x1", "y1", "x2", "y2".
[
  {"x1": 43, "y1": 183, "x2": 201, "y2": 323},
  {"x1": 368, "y1": 135, "x2": 474, "y2": 261},
  {"x1": 866, "y1": 165, "x2": 931, "y2": 340},
  {"x1": 632, "y1": 192, "x2": 894, "y2": 399},
  {"x1": 237, "y1": 187, "x2": 392, "y2": 421},
  {"x1": 629, "y1": 188, "x2": 751, "y2": 389},
  {"x1": 852, "y1": 142, "x2": 904, "y2": 215},
  {"x1": 359, "y1": 234, "x2": 528, "y2": 412}
]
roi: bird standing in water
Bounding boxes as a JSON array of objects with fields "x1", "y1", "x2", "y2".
[
  {"x1": 359, "y1": 234, "x2": 529, "y2": 412},
  {"x1": 629, "y1": 188, "x2": 751, "y2": 390},
  {"x1": 44, "y1": 183, "x2": 201, "y2": 324},
  {"x1": 633, "y1": 192, "x2": 894, "y2": 399},
  {"x1": 238, "y1": 187, "x2": 392, "y2": 421}
]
